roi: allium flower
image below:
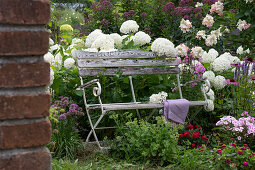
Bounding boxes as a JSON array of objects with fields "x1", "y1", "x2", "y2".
[
  {"x1": 53, "y1": 129, "x2": 59, "y2": 133},
  {"x1": 176, "y1": 43, "x2": 189, "y2": 57},
  {"x1": 59, "y1": 114, "x2": 66, "y2": 120},
  {"x1": 212, "y1": 57, "x2": 231, "y2": 72},
  {"x1": 212, "y1": 75, "x2": 226, "y2": 89},
  {"x1": 205, "y1": 99, "x2": 214, "y2": 111},
  {"x1": 237, "y1": 19, "x2": 251, "y2": 31},
  {"x1": 109, "y1": 33, "x2": 122, "y2": 47},
  {"x1": 91, "y1": 34, "x2": 115, "y2": 51},
  {"x1": 191, "y1": 46, "x2": 204, "y2": 58},
  {"x1": 120, "y1": 20, "x2": 139, "y2": 34},
  {"x1": 44, "y1": 52, "x2": 54, "y2": 64},
  {"x1": 180, "y1": 18, "x2": 192, "y2": 33},
  {"x1": 203, "y1": 71, "x2": 215, "y2": 83},
  {"x1": 210, "y1": 1, "x2": 224, "y2": 16},
  {"x1": 85, "y1": 29, "x2": 104, "y2": 48},
  {"x1": 72, "y1": 38, "x2": 85, "y2": 47},
  {"x1": 205, "y1": 34, "x2": 217, "y2": 46},
  {"x1": 133, "y1": 31, "x2": 151, "y2": 46},
  {"x1": 202, "y1": 14, "x2": 214, "y2": 27},
  {"x1": 151, "y1": 38, "x2": 177, "y2": 57},
  {"x1": 60, "y1": 24, "x2": 73, "y2": 32},
  {"x1": 196, "y1": 30, "x2": 206, "y2": 40},
  {"x1": 49, "y1": 38, "x2": 54, "y2": 46},
  {"x1": 64, "y1": 58, "x2": 75, "y2": 69}
]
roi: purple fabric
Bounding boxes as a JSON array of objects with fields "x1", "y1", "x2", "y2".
[{"x1": 163, "y1": 99, "x2": 190, "y2": 124}]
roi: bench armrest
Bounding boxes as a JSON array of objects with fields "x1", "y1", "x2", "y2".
[{"x1": 79, "y1": 79, "x2": 99, "y2": 89}]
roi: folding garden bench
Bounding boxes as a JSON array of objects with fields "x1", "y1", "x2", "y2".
[{"x1": 76, "y1": 49, "x2": 211, "y2": 150}]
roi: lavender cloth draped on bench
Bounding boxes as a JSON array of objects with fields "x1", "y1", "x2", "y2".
[{"x1": 163, "y1": 99, "x2": 190, "y2": 124}]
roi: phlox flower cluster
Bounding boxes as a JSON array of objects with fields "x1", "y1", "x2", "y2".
[
  {"x1": 149, "y1": 91, "x2": 168, "y2": 104},
  {"x1": 193, "y1": 63, "x2": 205, "y2": 78}
]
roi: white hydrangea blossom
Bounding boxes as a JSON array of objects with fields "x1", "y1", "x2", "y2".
[
  {"x1": 210, "y1": 1, "x2": 224, "y2": 16},
  {"x1": 205, "y1": 34, "x2": 217, "y2": 46},
  {"x1": 236, "y1": 46, "x2": 250, "y2": 55},
  {"x1": 49, "y1": 38, "x2": 54, "y2": 46},
  {"x1": 176, "y1": 43, "x2": 189, "y2": 57},
  {"x1": 84, "y1": 48, "x2": 98, "y2": 52},
  {"x1": 149, "y1": 91, "x2": 168, "y2": 103},
  {"x1": 44, "y1": 52, "x2": 54, "y2": 64},
  {"x1": 72, "y1": 38, "x2": 85, "y2": 47},
  {"x1": 66, "y1": 44, "x2": 75, "y2": 51},
  {"x1": 109, "y1": 33, "x2": 122, "y2": 47},
  {"x1": 151, "y1": 38, "x2": 177, "y2": 57},
  {"x1": 180, "y1": 18, "x2": 192, "y2": 33},
  {"x1": 208, "y1": 49, "x2": 219, "y2": 58},
  {"x1": 201, "y1": 51, "x2": 215, "y2": 64},
  {"x1": 237, "y1": 19, "x2": 250, "y2": 31},
  {"x1": 210, "y1": 29, "x2": 222, "y2": 38},
  {"x1": 202, "y1": 14, "x2": 214, "y2": 27},
  {"x1": 50, "y1": 68, "x2": 54, "y2": 85},
  {"x1": 71, "y1": 48, "x2": 77, "y2": 59},
  {"x1": 49, "y1": 44, "x2": 60, "y2": 53},
  {"x1": 196, "y1": 30, "x2": 206, "y2": 40},
  {"x1": 120, "y1": 20, "x2": 139, "y2": 34},
  {"x1": 133, "y1": 31, "x2": 151, "y2": 46},
  {"x1": 206, "y1": 89, "x2": 215, "y2": 101},
  {"x1": 91, "y1": 34, "x2": 115, "y2": 51},
  {"x1": 64, "y1": 58, "x2": 75, "y2": 69},
  {"x1": 219, "y1": 52, "x2": 237, "y2": 64},
  {"x1": 203, "y1": 71, "x2": 215, "y2": 83},
  {"x1": 195, "y1": 2, "x2": 203, "y2": 7},
  {"x1": 191, "y1": 46, "x2": 204, "y2": 58},
  {"x1": 53, "y1": 52, "x2": 63, "y2": 68},
  {"x1": 212, "y1": 75, "x2": 226, "y2": 89},
  {"x1": 212, "y1": 56, "x2": 231, "y2": 72},
  {"x1": 85, "y1": 29, "x2": 104, "y2": 48},
  {"x1": 205, "y1": 99, "x2": 214, "y2": 111}
]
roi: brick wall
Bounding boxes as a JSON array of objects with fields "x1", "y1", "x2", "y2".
[{"x1": 0, "y1": 0, "x2": 52, "y2": 169}]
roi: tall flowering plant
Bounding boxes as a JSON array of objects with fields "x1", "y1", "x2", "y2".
[{"x1": 47, "y1": 96, "x2": 84, "y2": 159}]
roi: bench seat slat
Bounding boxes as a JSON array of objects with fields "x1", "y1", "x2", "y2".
[
  {"x1": 78, "y1": 59, "x2": 178, "y2": 68},
  {"x1": 79, "y1": 67, "x2": 180, "y2": 76},
  {"x1": 87, "y1": 101, "x2": 207, "y2": 110},
  {"x1": 76, "y1": 50, "x2": 170, "y2": 59}
]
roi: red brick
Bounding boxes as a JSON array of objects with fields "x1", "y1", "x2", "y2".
[
  {"x1": 0, "y1": 30, "x2": 49, "y2": 56},
  {"x1": 0, "y1": 119, "x2": 51, "y2": 149},
  {"x1": 0, "y1": 93, "x2": 51, "y2": 120},
  {"x1": 0, "y1": 147, "x2": 51, "y2": 170},
  {"x1": 0, "y1": 0, "x2": 50, "y2": 25},
  {"x1": 0, "y1": 62, "x2": 50, "y2": 88}
]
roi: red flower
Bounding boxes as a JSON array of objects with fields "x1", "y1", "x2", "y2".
[
  {"x1": 179, "y1": 134, "x2": 184, "y2": 138},
  {"x1": 202, "y1": 136, "x2": 208, "y2": 141},
  {"x1": 243, "y1": 144, "x2": 248, "y2": 148},
  {"x1": 212, "y1": 158, "x2": 216, "y2": 161},
  {"x1": 187, "y1": 124, "x2": 193, "y2": 130},
  {"x1": 184, "y1": 131, "x2": 191, "y2": 137},
  {"x1": 198, "y1": 145, "x2": 202, "y2": 148},
  {"x1": 221, "y1": 144, "x2": 227, "y2": 148},
  {"x1": 251, "y1": 152, "x2": 255, "y2": 155},
  {"x1": 225, "y1": 158, "x2": 231, "y2": 164},
  {"x1": 216, "y1": 149, "x2": 222, "y2": 154},
  {"x1": 192, "y1": 132, "x2": 200, "y2": 138},
  {"x1": 238, "y1": 150, "x2": 243, "y2": 155},
  {"x1": 195, "y1": 125, "x2": 201, "y2": 129},
  {"x1": 243, "y1": 161, "x2": 248, "y2": 166},
  {"x1": 231, "y1": 143, "x2": 237, "y2": 147},
  {"x1": 232, "y1": 163, "x2": 237, "y2": 167},
  {"x1": 230, "y1": 138, "x2": 236, "y2": 141},
  {"x1": 241, "y1": 147, "x2": 246, "y2": 150},
  {"x1": 191, "y1": 143, "x2": 196, "y2": 147}
]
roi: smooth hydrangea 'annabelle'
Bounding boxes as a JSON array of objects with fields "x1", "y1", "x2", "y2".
[
  {"x1": 206, "y1": 89, "x2": 215, "y2": 101},
  {"x1": 85, "y1": 29, "x2": 104, "y2": 48},
  {"x1": 49, "y1": 38, "x2": 54, "y2": 46},
  {"x1": 212, "y1": 56, "x2": 231, "y2": 72},
  {"x1": 109, "y1": 33, "x2": 122, "y2": 47},
  {"x1": 237, "y1": 19, "x2": 251, "y2": 31},
  {"x1": 201, "y1": 49, "x2": 218, "y2": 63},
  {"x1": 210, "y1": 28, "x2": 222, "y2": 39},
  {"x1": 196, "y1": 30, "x2": 206, "y2": 40},
  {"x1": 149, "y1": 91, "x2": 168, "y2": 103},
  {"x1": 133, "y1": 31, "x2": 151, "y2": 46},
  {"x1": 212, "y1": 75, "x2": 226, "y2": 89},
  {"x1": 210, "y1": 1, "x2": 224, "y2": 16},
  {"x1": 44, "y1": 52, "x2": 54, "y2": 64},
  {"x1": 219, "y1": 52, "x2": 239, "y2": 65},
  {"x1": 191, "y1": 46, "x2": 204, "y2": 58},
  {"x1": 180, "y1": 18, "x2": 192, "y2": 33},
  {"x1": 64, "y1": 58, "x2": 75, "y2": 69},
  {"x1": 49, "y1": 44, "x2": 60, "y2": 53},
  {"x1": 91, "y1": 34, "x2": 115, "y2": 51},
  {"x1": 71, "y1": 38, "x2": 85, "y2": 47},
  {"x1": 203, "y1": 71, "x2": 215, "y2": 83},
  {"x1": 53, "y1": 53, "x2": 63, "y2": 68},
  {"x1": 205, "y1": 34, "x2": 217, "y2": 46},
  {"x1": 205, "y1": 99, "x2": 214, "y2": 111},
  {"x1": 151, "y1": 38, "x2": 177, "y2": 57},
  {"x1": 176, "y1": 43, "x2": 189, "y2": 57},
  {"x1": 120, "y1": 20, "x2": 139, "y2": 34},
  {"x1": 202, "y1": 14, "x2": 215, "y2": 27}
]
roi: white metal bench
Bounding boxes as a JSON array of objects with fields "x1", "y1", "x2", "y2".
[{"x1": 76, "y1": 49, "x2": 211, "y2": 150}]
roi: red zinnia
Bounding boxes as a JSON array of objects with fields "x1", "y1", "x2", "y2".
[
  {"x1": 192, "y1": 132, "x2": 200, "y2": 138},
  {"x1": 231, "y1": 143, "x2": 237, "y2": 147},
  {"x1": 179, "y1": 134, "x2": 184, "y2": 138},
  {"x1": 230, "y1": 138, "x2": 236, "y2": 141},
  {"x1": 202, "y1": 136, "x2": 208, "y2": 141},
  {"x1": 243, "y1": 161, "x2": 248, "y2": 166},
  {"x1": 184, "y1": 131, "x2": 191, "y2": 137},
  {"x1": 222, "y1": 144, "x2": 227, "y2": 148},
  {"x1": 187, "y1": 124, "x2": 193, "y2": 130},
  {"x1": 191, "y1": 143, "x2": 196, "y2": 147},
  {"x1": 212, "y1": 158, "x2": 216, "y2": 161},
  {"x1": 241, "y1": 147, "x2": 246, "y2": 150},
  {"x1": 216, "y1": 149, "x2": 222, "y2": 154},
  {"x1": 225, "y1": 158, "x2": 231, "y2": 164},
  {"x1": 195, "y1": 125, "x2": 201, "y2": 129},
  {"x1": 238, "y1": 150, "x2": 243, "y2": 155}
]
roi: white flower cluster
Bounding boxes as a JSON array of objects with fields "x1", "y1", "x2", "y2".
[
  {"x1": 236, "y1": 46, "x2": 250, "y2": 55},
  {"x1": 203, "y1": 71, "x2": 215, "y2": 83},
  {"x1": 91, "y1": 34, "x2": 116, "y2": 52},
  {"x1": 176, "y1": 43, "x2": 189, "y2": 57},
  {"x1": 195, "y1": 2, "x2": 203, "y2": 7},
  {"x1": 151, "y1": 38, "x2": 177, "y2": 57},
  {"x1": 109, "y1": 33, "x2": 122, "y2": 47},
  {"x1": 237, "y1": 19, "x2": 250, "y2": 31},
  {"x1": 196, "y1": 30, "x2": 206, "y2": 40},
  {"x1": 201, "y1": 49, "x2": 218, "y2": 64},
  {"x1": 206, "y1": 89, "x2": 215, "y2": 101},
  {"x1": 49, "y1": 38, "x2": 54, "y2": 46},
  {"x1": 72, "y1": 38, "x2": 85, "y2": 47},
  {"x1": 205, "y1": 34, "x2": 217, "y2": 46},
  {"x1": 149, "y1": 91, "x2": 168, "y2": 103},
  {"x1": 120, "y1": 20, "x2": 139, "y2": 34},
  {"x1": 85, "y1": 29, "x2": 104, "y2": 48},
  {"x1": 191, "y1": 46, "x2": 204, "y2": 58},
  {"x1": 133, "y1": 31, "x2": 151, "y2": 46},
  {"x1": 180, "y1": 18, "x2": 192, "y2": 33},
  {"x1": 210, "y1": 1, "x2": 224, "y2": 16},
  {"x1": 245, "y1": 0, "x2": 254, "y2": 3},
  {"x1": 49, "y1": 44, "x2": 60, "y2": 53},
  {"x1": 212, "y1": 75, "x2": 226, "y2": 90},
  {"x1": 50, "y1": 68, "x2": 54, "y2": 85},
  {"x1": 44, "y1": 52, "x2": 54, "y2": 64},
  {"x1": 64, "y1": 58, "x2": 75, "y2": 69},
  {"x1": 202, "y1": 14, "x2": 214, "y2": 27},
  {"x1": 204, "y1": 99, "x2": 214, "y2": 111}
]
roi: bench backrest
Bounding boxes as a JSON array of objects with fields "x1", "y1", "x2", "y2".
[{"x1": 76, "y1": 50, "x2": 180, "y2": 76}]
